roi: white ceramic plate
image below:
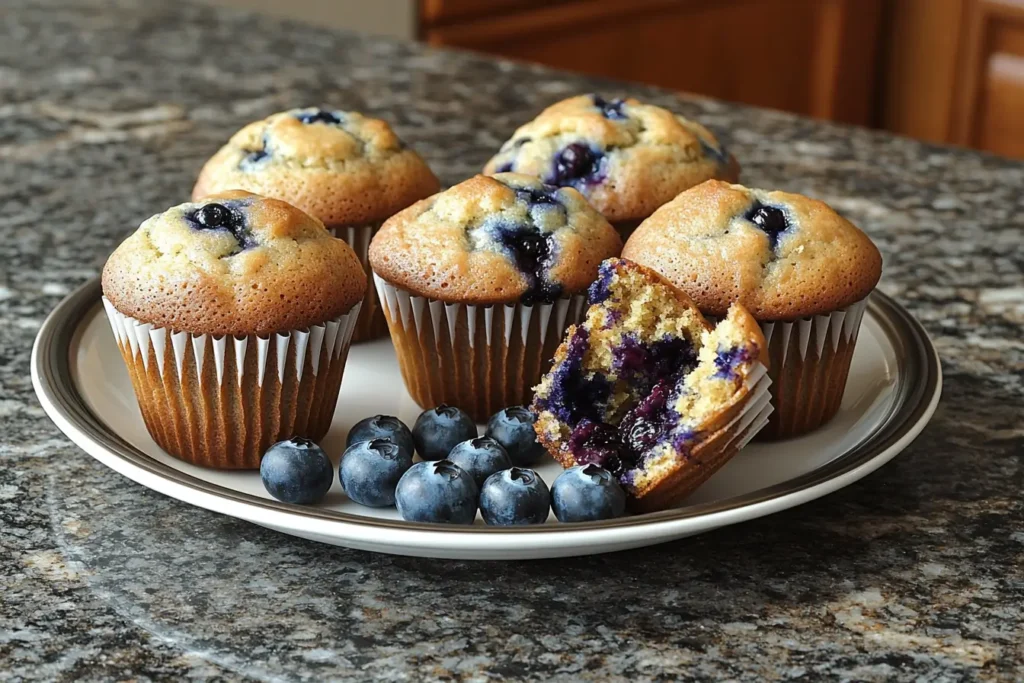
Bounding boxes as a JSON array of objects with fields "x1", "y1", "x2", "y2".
[{"x1": 33, "y1": 281, "x2": 941, "y2": 559}]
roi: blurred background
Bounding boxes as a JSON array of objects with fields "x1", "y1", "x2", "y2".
[{"x1": 203, "y1": 0, "x2": 1024, "y2": 160}]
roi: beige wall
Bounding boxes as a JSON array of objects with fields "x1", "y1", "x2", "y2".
[{"x1": 196, "y1": 0, "x2": 417, "y2": 39}]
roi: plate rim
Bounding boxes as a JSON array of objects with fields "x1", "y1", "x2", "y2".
[{"x1": 32, "y1": 279, "x2": 942, "y2": 549}]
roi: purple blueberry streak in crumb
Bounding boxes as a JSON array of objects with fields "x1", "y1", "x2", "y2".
[
  {"x1": 587, "y1": 261, "x2": 616, "y2": 305},
  {"x1": 568, "y1": 419, "x2": 626, "y2": 478},
  {"x1": 612, "y1": 335, "x2": 697, "y2": 393},
  {"x1": 494, "y1": 161, "x2": 514, "y2": 173},
  {"x1": 535, "y1": 327, "x2": 611, "y2": 424},
  {"x1": 713, "y1": 345, "x2": 750, "y2": 379},
  {"x1": 592, "y1": 94, "x2": 628, "y2": 120}
]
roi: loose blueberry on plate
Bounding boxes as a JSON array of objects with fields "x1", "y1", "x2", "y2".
[
  {"x1": 486, "y1": 406, "x2": 547, "y2": 466},
  {"x1": 339, "y1": 438, "x2": 414, "y2": 507},
  {"x1": 412, "y1": 405, "x2": 478, "y2": 461},
  {"x1": 551, "y1": 464, "x2": 627, "y2": 522},
  {"x1": 346, "y1": 414, "x2": 415, "y2": 456},
  {"x1": 395, "y1": 460, "x2": 479, "y2": 524},
  {"x1": 479, "y1": 468, "x2": 551, "y2": 526},
  {"x1": 447, "y1": 436, "x2": 513, "y2": 488},
  {"x1": 260, "y1": 437, "x2": 334, "y2": 505}
]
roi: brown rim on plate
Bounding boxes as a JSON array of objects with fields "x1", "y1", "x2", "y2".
[{"x1": 33, "y1": 278, "x2": 940, "y2": 535}]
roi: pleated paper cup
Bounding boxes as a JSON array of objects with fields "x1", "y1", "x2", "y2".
[
  {"x1": 757, "y1": 298, "x2": 869, "y2": 440},
  {"x1": 631, "y1": 362, "x2": 773, "y2": 513},
  {"x1": 373, "y1": 274, "x2": 588, "y2": 423},
  {"x1": 102, "y1": 298, "x2": 360, "y2": 469},
  {"x1": 330, "y1": 222, "x2": 387, "y2": 343}
]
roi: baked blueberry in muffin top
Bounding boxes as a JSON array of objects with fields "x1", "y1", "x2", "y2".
[
  {"x1": 483, "y1": 94, "x2": 740, "y2": 225},
  {"x1": 192, "y1": 107, "x2": 440, "y2": 228},
  {"x1": 368, "y1": 173, "x2": 622, "y2": 306}
]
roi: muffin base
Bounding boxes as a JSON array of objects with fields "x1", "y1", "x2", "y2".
[
  {"x1": 103, "y1": 299, "x2": 360, "y2": 469},
  {"x1": 374, "y1": 275, "x2": 587, "y2": 423},
  {"x1": 757, "y1": 299, "x2": 869, "y2": 440},
  {"x1": 331, "y1": 222, "x2": 388, "y2": 343}
]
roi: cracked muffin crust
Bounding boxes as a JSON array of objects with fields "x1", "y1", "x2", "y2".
[
  {"x1": 102, "y1": 190, "x2": 365, "y2": 336},
  {"x1": 192, "y1": 108, "x2": 439, "y2": 227},
  {"x1": 622, "y1": 180, "x2": 883, "y2": 321},
  {"x1": 483, "y1": 94, "x2": 739, "y2": 226},
  {"x1": 369, "y1": 173, "x2": 622, "y2": 305}
]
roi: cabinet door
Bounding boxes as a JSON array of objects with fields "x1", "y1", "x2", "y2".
[
  {"x1": 424, "y1": 0, "x2": 883, "y2": 125},
  {"x1": 952, "y1": 0, "x2": 1024, "y2": 157}
]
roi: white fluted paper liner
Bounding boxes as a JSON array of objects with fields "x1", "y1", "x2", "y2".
[
  {"x1": 721, "y1": 365, "x2": 774, "y2": 452},
  {"x1": 373, "y1": 274, "x2": 588, "y2": 422},
  {"x1": 101, "y1": 297, "x2": 360, "y2": 469},
  {"x1": 757, "y1": 298, "x2": 869, "y2": 439},
  {"x1": 330, "y1": 222, "x2": 387, "y2": 342},
  {"x1": 102, "y1": 297, "x2": 359, "y2": 387}
]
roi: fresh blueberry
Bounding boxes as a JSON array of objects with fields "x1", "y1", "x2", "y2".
[
  {"x1": 339, "y1": 438, "x2": 413, "y2": 507},
  {"x1": 412, "y1": 405, "x2": 478, "y2": 461},
  {"x1": 746, "y1": 202, "x2": 790, "y2": 248},
  {"x1": 296, "y1": 109, "x2": 343, "y2": 125},
  {"x1": 259, "y1": 437, "x2": 334, "y2": 504},
  {"x1": 447, "y1": 436, "x2": 512, "y2": 488},
  {"x1": 479, "y1": 468, "x2": 551, "y2": 526},
  {"x1": 395, "y1": 460, "x2": 479, "y2": 524},
  {"x1": 486, "y1": 406, "x2": 547, "y2": 466},
  {"x1": 346, "y1": 415, "x2": 415, "y2": 456},
  {"x1": 551, "y1": 464, "x2": 627, "y2": 522}
]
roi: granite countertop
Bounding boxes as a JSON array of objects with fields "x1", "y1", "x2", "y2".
[{"x1": 2, "y1": 1, "x2": 1023, "y2": 680}]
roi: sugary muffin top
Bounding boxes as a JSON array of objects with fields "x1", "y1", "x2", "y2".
[
  {"x1": 192, "y1": 108, "x2": 440, "y2": 226},
  {"x1": 482, "y1": 94, "x2": 739, "y2": 223},
  {"x1": 102, "y1": 191, "x2": 366, "y2": 336},
  {"x1": 368, "y1": 173, "x2": 622, "y2": 305},
  {"x1": 622, "y1": 180, "x2": 883, "y2": 320}
]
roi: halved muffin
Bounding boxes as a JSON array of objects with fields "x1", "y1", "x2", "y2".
[{"x1": 531, "y1": 258, "x2": 772, "y2": 512}]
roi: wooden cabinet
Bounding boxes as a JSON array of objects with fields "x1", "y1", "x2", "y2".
[
  {"x1": 424, "y1": 0, "x2": 1024, "y2": 159},
  {"x1": 423, "y1": 0, "x2": 885, "y2": 126},
  {"x1": 883, "y1": 0, "x2": 1024, "y2": 158}
]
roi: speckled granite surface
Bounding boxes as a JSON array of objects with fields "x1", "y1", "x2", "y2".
[{"x1": 2, "y1": 1, "x2": 1023, "y2": 681}]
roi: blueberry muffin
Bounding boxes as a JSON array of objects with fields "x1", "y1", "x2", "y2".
[
  {"x1": 532, "y1": 259, "x2": 771, "y2": 512},
  {"x1": 192, "y1": 107, "x2": 439, "y2": 342},
  {"x1": 368, "y1": 173, "x2": 622, "y2": 422},
  {"x1": 483, "y1": 94, "x2": 739, "y2": 237},
  {"x1": 622, "y1": 180, "x2": 883, "y2": 438},
  {"x1": 102, "y1": 191, "x2": 366, "y2": 469}
]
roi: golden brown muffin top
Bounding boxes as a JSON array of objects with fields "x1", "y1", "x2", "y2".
[
  {"x1": 192, "y1": 108, "x2": 440, "y2": 227},
  {"x1": 482, "y1": 94, "x2": 739, "y2": 223},
  {"x1": 623, "y1": 180, "x2": 882, "y2": 320},
  {"x1": 102, "y1": 191, "x2": 366, "y2": 336},
  {"x1": 369, "y1": 173, "x2": 622, "y2": 305}
]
